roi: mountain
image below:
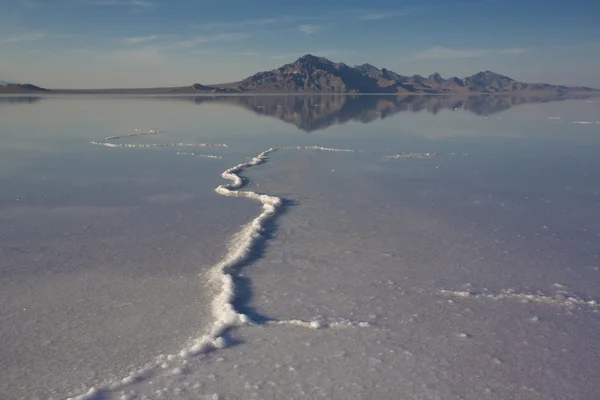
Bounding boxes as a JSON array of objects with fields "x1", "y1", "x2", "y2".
[
  {"x1": 226, "y1": 54, "x2": 382, "y2": 93},
  {"x1": 216, "y1": 54, "x2": 597, "y2": 94},
  {"x1": 0, "y1": 82, "x2": 47, "y2": 93}
]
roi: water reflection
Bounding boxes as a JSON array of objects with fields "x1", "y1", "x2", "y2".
[
  {"x1": 187, "y1": 94, "x2": 597, "y2": 132},
  {"x1": 1, "y1": 93, "x2": 597, "y2": 132},
  {"x1": 0, "y1": 96, "x2": 42, "y2": 105}
]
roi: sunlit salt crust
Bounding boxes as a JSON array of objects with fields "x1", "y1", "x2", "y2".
[
  {"x1": 91, "y1": 141, "x2": 228, "y2": 149},
  {"x1": 91, "y1": 129, "x2": 228, "y2": 149},
  {"x1": 69, "y1": 140, "x2": 367, "y2": 399},
  {"x1": 440, "y1": 287, "x2": 600, "y2": 310},
  {"x1": 382, "y1": 153, "x2": 437, "y2": 160},
  {"x1": 104, "y1": 129, "x2": 162, "y2": 141},
  {"x1": 176, "y1": 152, "x2": 223, "y2": 159}
]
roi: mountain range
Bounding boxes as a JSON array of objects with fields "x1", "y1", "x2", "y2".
[
  {"x1": 1, "y1": 54, "x2": 599, "y2": 94},
  {"x1": 216, "y1": 55, "x2": 597, "y2": 94}
]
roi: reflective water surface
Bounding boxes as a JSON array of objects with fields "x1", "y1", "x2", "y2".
[{"x1": 1, "y1": 94, "x2": 600, "y2": 400}]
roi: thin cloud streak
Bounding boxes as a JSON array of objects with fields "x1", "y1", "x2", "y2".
[
  {"x1": 124, "y1": 35, "x2": 163, "y2": 44},
  {"x1": 177, "y1": 33, "x2": 250, "y2": 47},
  {"x1": 298, "y1": 24, "x2": 320, "y2": 35},
  {"x1": 4, "y1": 33, "x2": 46, "y2": 43},
  {"x1": 198, "y1": 18, "x2": 282, "y2": 30},
  {"x1": 412, "y1": 46, "x2": 528, "y2": 60},
  {"x1": 87, "y1": 0, "x2": 153, "y2": 6},
  {"x1": 359, "y1": 12, "x2": 397, "y2": 20}
]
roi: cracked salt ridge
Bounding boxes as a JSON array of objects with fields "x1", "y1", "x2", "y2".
[
  {"x1": 91, "y1": 129, "x2": 228, "y2": 150},
  {"x1": 186, "y1": 145, "x2": 368, "y2": 358},
  {"x1": 440, "y1": 288, "x2": 600, "y2": 310},
  {"x1": 68, "y1": 145, "x2": 369, "y2": 400},
  {"x1": 104, "y1": 129, "x2": 163, "y2": 141},
  {"x1": 91, "y1": 142, "x2": 227, "y2": 149},
  {"x1": 382, "y1": 152, "x2": 437, "y2": 160},
  {"x1": 176, "y1": 152, "x2": 223, "y2": 159}
]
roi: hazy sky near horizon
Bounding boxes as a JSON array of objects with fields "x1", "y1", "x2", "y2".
[{"x1": 1, "y1": 0, "x2": 599, "y2": 89}]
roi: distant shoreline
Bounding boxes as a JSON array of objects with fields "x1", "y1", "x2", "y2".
[{"x1": 1, "y1": 90, "x2": 599, "y2": 97}]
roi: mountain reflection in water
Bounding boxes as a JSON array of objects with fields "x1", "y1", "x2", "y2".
[
  {"x1": 1, "y1": 93, "x2": 596, "y2": 132},
  {"x1": 183, "y1": 93, "x2": 599, "y2": 132}
]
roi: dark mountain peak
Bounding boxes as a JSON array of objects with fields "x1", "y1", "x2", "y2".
[
  {"x1": 409, "y1": 74, "x2": 426, "y2": 83},
  {"x1": 471, "y1": 70, "x2": 512, "y2": 80},
  {"x1": 428, "y1": 72, "x2": 444, "y2": 82},
  {"x1": 463, "y1": 70, "x2": 518, "y2": 93},
  {"x1": 298, "y1": 53, "x2": 320, "y2": 61},
  {"x1": 192, "y1": 83, "x2": 211, "y2": 90},
  {"x1": 355, "y1": 63, "x2": 380, "y2": 74},
  {"x1": 296, "y1": 54, "x2": 333, "y2": 65},
  {"x1": 234, "y1": 54, "x2": 382, "y2": 93},
  {"x1": 294, "y1": 54, "x2": 353, "y2": 72}
]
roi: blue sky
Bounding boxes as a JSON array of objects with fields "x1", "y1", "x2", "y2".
[{"x1": 1, "y1": 0, "x2": 599, "y2": 88}]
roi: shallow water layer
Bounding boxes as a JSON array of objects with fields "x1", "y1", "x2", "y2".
[{"x1": 0, "y1": 94, "x2": 599, "y2": 399}]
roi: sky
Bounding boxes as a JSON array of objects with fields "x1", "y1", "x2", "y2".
[{"x1": 1, "y1": 0, "x2": 599, "y2": 89}]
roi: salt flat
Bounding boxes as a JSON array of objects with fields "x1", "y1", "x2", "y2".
[{"x1": 0, "y1": 95, "x2": 599, "y2": 399}]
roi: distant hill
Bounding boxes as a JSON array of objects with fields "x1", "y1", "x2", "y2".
[
  {"x1": 0, "y1": 82, "x2": 47, "y2": 93},
  {"x1": 215, "y1": 54, "x2": 598, "y2": 94}
]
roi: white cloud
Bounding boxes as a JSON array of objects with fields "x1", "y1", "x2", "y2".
[
  {"x1": 87, "y1": 0, "x2": 153, "y2": 6},
  {"x1": 412, "y1": 46, "x2": 528, "y2": 60},
  {"x1": 359, "y1": 12, "x2": 397, "y2": 20},
  {"x1": 298, "y1": 24, "x2": 320, "y2": 35},
  {"x1": 124, "y1": 35, "x2": 162, "y2": 44},
  {"x1": 124, "y1": 35, "x2": 173, "y2": 44},
  {"x1": 199, "y1": 18, "x2": 282, "y2": 30},
  {"x1": 177, "y1": 33, "x2": 250, "y2": 47},
  {"x1": 4, "y1": 33, "x2": 46, "y2": 43}
]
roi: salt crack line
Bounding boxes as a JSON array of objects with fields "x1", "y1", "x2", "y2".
[
  {"x1": 94, "y1": 129, "x2": 228, "y2": 149},
  {"x1": 69, "y1": 144, "x2": 366, "y2": 399},
  {"x1": 440, "y1": 288, "x2": 600, "y2": 310},
  {"x1": 269, "y1": 318, "x2": 371, "y2": 329},
  {"x1": 177, "y1": 152, "x2": 223, "y2": 159},
  {"x1": 104, "y1": 129, "x2": 162, "y2": 141},
  {"x1": 91, "y1": 141, "x2": 228, "y2": 149},
  {"x1": 184, "y1": 145, "x2": 364, "y2": 357},
  {"x1": 280, "y1": 145, "x2": 355, "y2": 153},
  {"x1": 383, "y1": 152, "x2": 437, "y2": 160}
]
